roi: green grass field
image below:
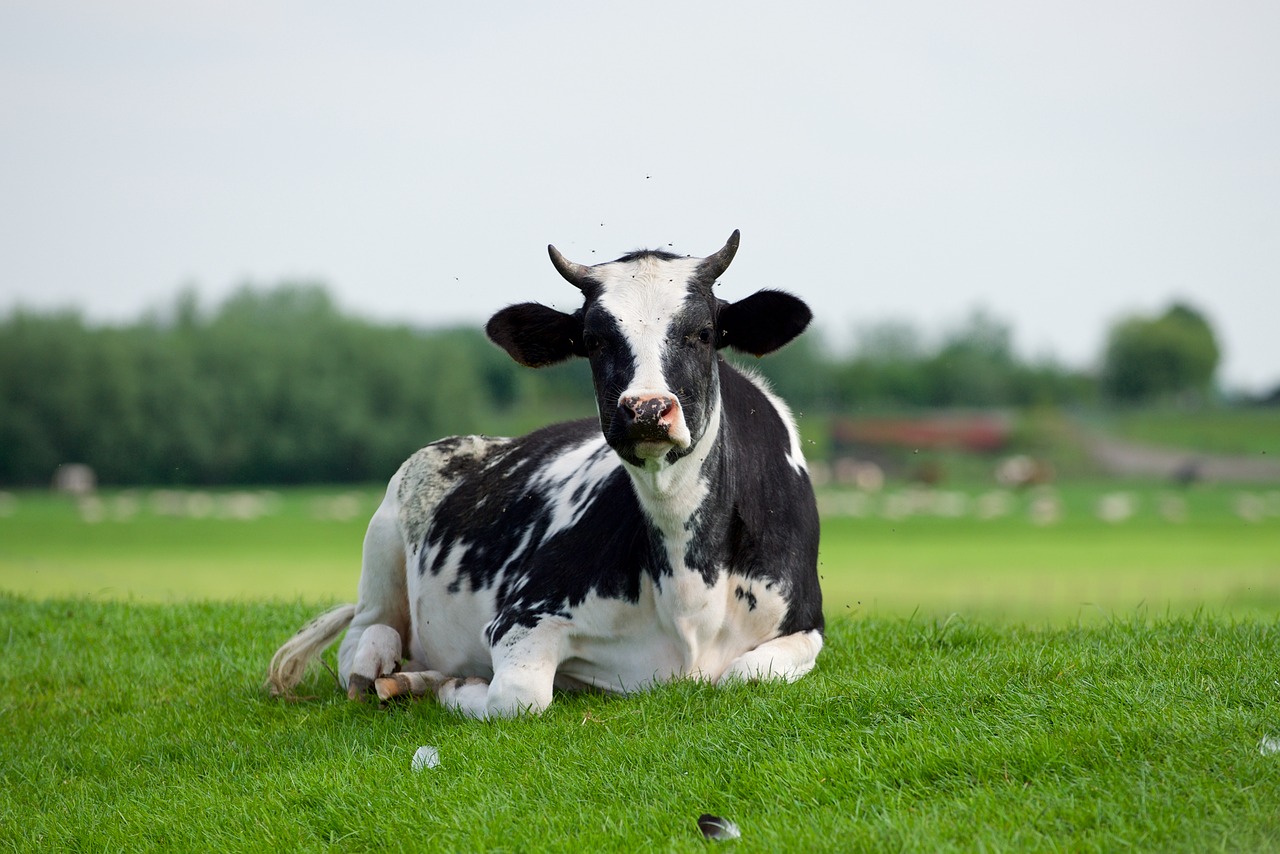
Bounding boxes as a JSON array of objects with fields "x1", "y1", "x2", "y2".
[
  {"x1": 2, "y1": 483, "x2": 1279, "y2": 850},
  {"x1": 3, "y1": 597, "x2": 1278, "y2": 851},
  {"x1": 2, "y1": 483, "x2": 1277, "y2": 621}
]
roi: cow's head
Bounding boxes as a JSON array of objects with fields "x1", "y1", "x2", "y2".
[{"x1": 486, "y1": 231, "x2": 811, "y2": 469}]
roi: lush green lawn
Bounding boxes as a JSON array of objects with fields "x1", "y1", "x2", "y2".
[
  {"x1": 3, "y1": 484, "x2": 1278, "y2": 849},
  {"x1": 2, "y1": 483, "x2": 1277, "y2": 622},
  {"x1": 2, "y1": 596, "x2": 1277, "y2": 851}
]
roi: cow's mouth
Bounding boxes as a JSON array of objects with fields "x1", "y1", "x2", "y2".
[{"x1": 633, "y1": 439, "x2": 676, "y2": 460}]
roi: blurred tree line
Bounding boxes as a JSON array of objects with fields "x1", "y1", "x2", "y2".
[
  {"x1": 0, "y1": 285, "x2": 589, "y2": 485},
  {"x1": 0, "y1": 285, "x2": 1230, "y2": 486},
  {"x1": 751, "y1": 309, "x2": 1096, "y2": 414}
]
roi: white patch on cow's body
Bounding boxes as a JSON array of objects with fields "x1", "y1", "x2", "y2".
[
  {"x1": 407, "y1": 537, "x2": 497, "y2": 677},
  {"x1": 532, "y1": 435, "x2": 618, "y2": 539},
  {"x1": 554, "y1": 566, "x2": 793, "y2": 692}
]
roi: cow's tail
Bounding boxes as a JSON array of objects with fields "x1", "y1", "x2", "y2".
[{"x1": 265, "y1": 604, "x2": 356, "y2": 697}]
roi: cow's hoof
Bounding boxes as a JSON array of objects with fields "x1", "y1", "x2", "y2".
[{"x1": 347, "y1": 674, "x2": 374, "y2": 701}]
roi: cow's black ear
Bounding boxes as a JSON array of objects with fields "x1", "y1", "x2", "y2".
[
  {"x1": 486, "y1": 303, "x2": 586, "y2": 367},
  {"x1": 716, "y1": 290, "x2": 813, "y2": 356}
]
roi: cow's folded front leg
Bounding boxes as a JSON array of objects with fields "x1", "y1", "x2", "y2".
[
  {"x1": 480, "y1": 623, "x2": 564, "y2": 718},
  {"x1": 410, "y1": 622, "x2": 565, "y2": 719},
  {"x1": 344, "y1": 624, "x2": 403, "y2": 700}
]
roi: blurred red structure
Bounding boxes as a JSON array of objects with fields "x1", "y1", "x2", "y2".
[{"x1": 831, "y1": 413, "x2": 1013, "y2": 453}]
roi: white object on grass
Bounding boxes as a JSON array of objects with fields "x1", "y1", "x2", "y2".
[
  {"x1": 1260, "y1": 735, "x2": 1280, "y2": 756},
  {"x1": 697, "y1": 814, "x2": 741, "y2": 840},
  {"x1": 411, "y1": 745, "x2": 440, "y2": 771}
]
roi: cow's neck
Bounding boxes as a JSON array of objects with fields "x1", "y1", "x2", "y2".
[{"x1": 623, "y1": 395, "x2": 725, "y2": 546}]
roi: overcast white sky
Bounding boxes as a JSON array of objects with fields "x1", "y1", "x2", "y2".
[{"x1": 2, "y1": 1, "x2": 1278, "y2": 392}]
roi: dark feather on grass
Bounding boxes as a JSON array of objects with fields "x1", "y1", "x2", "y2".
[{"x1": 697, "y1": 814, "x2": 741, "y2": 841}]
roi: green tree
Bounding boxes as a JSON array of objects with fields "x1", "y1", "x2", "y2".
[
  {"x1": 1102, "y1": 302, "x2": 1220, "y2": 403},
  {"x1": 833, "y1": 320, "x2": 929, "y2": 409}
]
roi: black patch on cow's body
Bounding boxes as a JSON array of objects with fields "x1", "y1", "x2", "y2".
[
  {"x1": 416, "y1": 418, "x2": 659, "y2": 642},
  {"x1": 580, "y1": 309, "x2": 635, "y2": 438},
  {"x1": 659, "y1": 297, "x2": 719, "y2": 446}
]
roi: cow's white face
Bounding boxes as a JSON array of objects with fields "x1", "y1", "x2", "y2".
[
  {"x1": 581, "y1": 252, "x2": 718, "y2": 468},
  {"x1": 486, "y1": 231, "x2": 812, "y2": 471}
]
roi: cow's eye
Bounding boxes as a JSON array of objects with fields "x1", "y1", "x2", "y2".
[
  {"x1": 697, "y1": 327, "x2": 713, "y2": 344},
  {"x1": 583, "y1": 332, "x2": 603, "y2": 353}
]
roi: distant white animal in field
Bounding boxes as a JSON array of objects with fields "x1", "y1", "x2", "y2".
[
  {"x1": 52, "y1": 463, "x2": 96, "y2": 496},
  {"x1": 1096, "y1": 492, "x2": 1138, "y2": 523},
  {"x1": 995, "y1": 455, "x2": 1053, "y2": 488}
]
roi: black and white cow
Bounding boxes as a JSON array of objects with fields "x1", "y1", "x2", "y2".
[{"x1": 266, "y1": 231, "x2": 823, "y2": 718}]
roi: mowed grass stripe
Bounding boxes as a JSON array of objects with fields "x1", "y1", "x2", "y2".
[
  {"x1": 2, "y1": 484, "x2": 1277, "y2": 621},
  {"x1": 820, "y1": 514, "x2": 1280, "y2": 619}
]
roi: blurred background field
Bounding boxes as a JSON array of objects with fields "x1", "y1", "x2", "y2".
[{"x1": 3, "y1": 480, "x2": 1276, "y2": 623}]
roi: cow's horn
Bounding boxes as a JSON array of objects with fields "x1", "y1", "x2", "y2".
[
  {"x1": 701, "y1": 230, "x2": 741, "y2": 280},
  {"x1": 548, "y1": 245, "x2": 592, "y2": 291}
]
